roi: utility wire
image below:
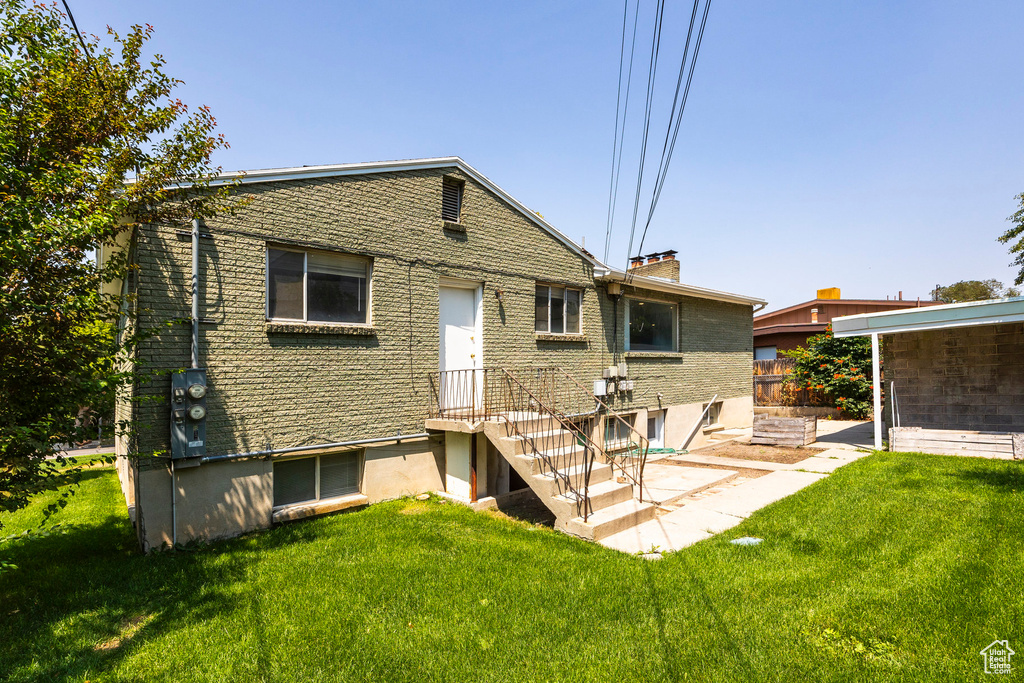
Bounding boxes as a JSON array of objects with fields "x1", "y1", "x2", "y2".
[
  {"x1": 634, "y1": 0, "x2": 711, "y2": 261},
  {"x1": 61, "y1": 0, "x2": 104, "y2": 91},
  {"x1": 624, "y1": 0, "x2": 667, "y2": 272},
  {"x1": 603, "y1": 0, "x2": 637, "y2": 262},
  {"x1": 645, "y1": 0, "x2": 701, "y2": 227}
]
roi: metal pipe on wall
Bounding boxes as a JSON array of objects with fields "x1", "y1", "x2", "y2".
[
  {"x1": 191, "y1": 218, "x2": 200, "y2": 369},
  {"x1": 198, "y1": 433, "x2": 432, "y2": 465}
]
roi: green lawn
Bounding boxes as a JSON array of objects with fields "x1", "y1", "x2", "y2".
[{"x1": 1, "y1": 452, "x2": 1022, "y2": 682}]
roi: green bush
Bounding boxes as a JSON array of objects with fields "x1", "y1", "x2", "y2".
[{"x1": 783, "y1": 325, "x2": 873, "y2": 418}]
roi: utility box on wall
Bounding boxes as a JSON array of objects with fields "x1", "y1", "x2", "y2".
[{"x1": 170, "y1": 368, "x2": 207, "y2": 459}]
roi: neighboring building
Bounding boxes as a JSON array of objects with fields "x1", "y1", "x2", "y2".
[
  {"x1": 833, "y1": 297, "x2": 1024, "y2": 454},
  {"x1": 110, "y1": 157, "x2": 765, "y2": 550},
  {"x1": 753, "y1": 288, "x2": 940, "y2": 360}
]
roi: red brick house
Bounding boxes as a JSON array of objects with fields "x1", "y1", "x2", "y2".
[{"x1": 753, "y1": 288, "x2": 939, "y2": 360}]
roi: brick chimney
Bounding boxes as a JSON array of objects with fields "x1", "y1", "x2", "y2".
[{"x1": 629, "y1": 250, "x2": 679, "y2": 282}]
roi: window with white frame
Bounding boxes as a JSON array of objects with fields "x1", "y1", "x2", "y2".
[
  {"x1": 273, "y1": 451, "x2": 361, "y2": 508},
  {"x1": 625, "y1": 298, "x2": 676, "y2": 352},
  {"x1": 535, "y1": 284, "x2": 581, "y2": 334},
  {"x1": 267, "y1": 247, "x2": 370, "y2": 324}
]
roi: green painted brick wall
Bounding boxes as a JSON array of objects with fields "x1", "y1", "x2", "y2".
[{"x1": 130, "y1": 167, "x2": 752, "y2": 459}]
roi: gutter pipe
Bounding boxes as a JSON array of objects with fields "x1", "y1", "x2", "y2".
[
  {"x1": 173, "y1": 218, "x2": 202, "y2": 547},
  {"x1": 198, "y1": 432, "x2": 432, "y2": 465}
]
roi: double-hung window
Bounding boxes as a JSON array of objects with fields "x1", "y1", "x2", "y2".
[
  {"x1": 273, "y1": 451, "x2": 361, "y2": 508},
  {"x1": 535, "y1": 285, "x2": 581, "y2": 335},
  {"x1": 267, "y1": 247, "x2": 371, "y2": 324},
  {"x1": 625, "y1": 298, "x2": 676, "y2": 352}
]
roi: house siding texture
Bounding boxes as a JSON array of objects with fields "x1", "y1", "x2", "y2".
[
  {"x1": 124, "y1": 166, "x2": 754, "y2": 547},
  {"x1": 882, "y1": 323, "x2": 1024, "y2": 431}
]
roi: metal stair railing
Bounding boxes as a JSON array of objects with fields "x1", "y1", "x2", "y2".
[
  {"x1": 427, "y1": 366, "x2": 650, "y2": 517},
  {"x1": 543, "y1": 368, "x2": 649, "y2": 503},
  {"x1": 495, "y1": 368, "x2": 598, "y2": 521}
]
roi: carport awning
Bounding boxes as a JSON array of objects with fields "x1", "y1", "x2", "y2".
[
  {"x1": 832, "y1": 297, "x2": 1024, "y2": 338},
  {"x1": 830, "y1": 296, "x2": 1024, "y2": 451}
]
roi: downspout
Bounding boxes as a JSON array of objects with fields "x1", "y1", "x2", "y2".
[
  {"x1": 191, "y1": 218, "x2": 200, "y2": 369},
  {"x1": 172, "y1": 217, "x2": 202, "y2": 547}
]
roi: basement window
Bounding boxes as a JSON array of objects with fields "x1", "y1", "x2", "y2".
[
  {"x1": 535, "y1": 284, "x2": 581, "y2": 334},
  {"x1": 625, "y1": 298, "x2": 676, "y2": 352},
  {"x1": 267, "y1": 247, "x2": 371, "y2": 324},
  {"x1": 703, "y1": 401, "x2": 722, "y2": 428},
  {"x1": 273, "y1": 451, "x2": 361, "y2": 508},
  {"x1": 603, "y1": 413, "x2": 636, "y2": 452},
  {"x1": 441, "y1": 177, "x2": 464, "y2": 223}
]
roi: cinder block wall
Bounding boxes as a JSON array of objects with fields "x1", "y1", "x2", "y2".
[{"x1": 882, "y1": 323, "x2": 1024, "y2": 431}]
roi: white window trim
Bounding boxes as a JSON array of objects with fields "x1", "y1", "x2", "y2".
[
  {"x1": 266, "y1": 245, "x2": 373, "y2": 326},
  {"x1": 624, "y1": 296, "x2": 678, "y2": 352},
  {"x1": 535, "y1": 284, "x2": 582, "y2": 335},
  {"x1": 272, "y1": 451, "x2": 363, "y2": 511}
]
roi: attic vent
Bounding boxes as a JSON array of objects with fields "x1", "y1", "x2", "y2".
[{"x1": 442, "y1": 178, "x2": 463, "y2": 223}]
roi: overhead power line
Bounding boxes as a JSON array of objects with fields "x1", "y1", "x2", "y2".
[
  {"x1": 603, "y1": 0, "x2": 642, "y2": 263},
  {"x1": 624, "y1": 0, "x2": 667, "y2": 271},
  {"x1": 603, "y1": 0, "x2": 713, "y2": 274},
  {"x1": 634, "y1": 0, "x2": 712, "y2": 261}
]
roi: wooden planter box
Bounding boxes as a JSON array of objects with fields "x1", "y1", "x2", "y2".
[
  {"x1": 889, "y1": 427, "x2": 1024, "y2": 460},
  {"x1": 751, "y1": 415, "x2": 817, "y2": 446}
]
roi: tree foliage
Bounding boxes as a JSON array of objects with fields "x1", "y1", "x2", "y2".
[
  {"x1": 932, "y1": 279, "x2": 1020, "y2": 303},
  {"x1": 999, "y1": 192, "x2": 1024, "y2": 287},
  {"x1": 782, "y1": 325, "x2": 874, "y2": 419},
  {"x1": 0, "y1": 1, "x2": 232, "y2": 529}
]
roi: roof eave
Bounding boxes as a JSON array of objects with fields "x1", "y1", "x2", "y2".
[
  {"x1": 597, "y1": 268, "x2": 766, "y2": 307},
  {"x1": 171, "y1": 156, "x2": 601, "y2": 268},
  {"x1": 833, "y1": 297, "x2": 1024, "y2": 337}
]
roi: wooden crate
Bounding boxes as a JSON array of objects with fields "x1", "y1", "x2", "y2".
[
  {"x1": 889, "y1": 427, "x2": 1024, "y2": 460},
  {"x1": 751, "y1": 415, "x2": 817, "y2": 446}
]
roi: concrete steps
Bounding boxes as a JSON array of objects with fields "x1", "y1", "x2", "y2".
[
  {"x1": 482, "y1": 420, "x2": 655, "y2": 542},
  {"x1": 565, "y1": 499, "x2": 657, "y2": 541}
]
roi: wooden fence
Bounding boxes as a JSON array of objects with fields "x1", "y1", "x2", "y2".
[{"x1": 753, "y1": 358, "x2": 825, "y2": 407}]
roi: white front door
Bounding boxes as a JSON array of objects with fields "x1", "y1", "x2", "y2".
[{"x1": 439, "y1": 284, "x2": 481, "y2": 410}]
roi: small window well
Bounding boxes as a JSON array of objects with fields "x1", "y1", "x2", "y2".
[{"x1": 442, "y1": 177, "x2": 464, "y2": 223}]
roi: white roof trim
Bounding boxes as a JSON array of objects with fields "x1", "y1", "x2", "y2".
[
  {"x1": 202, "y1": 156, "x2": 599, "y2": 266},
  {"x1": 833, "y1": 296, "x2": 1024, "y2": 337},
  {"x1": 597, "y1": 267, "x2": 766, "y2": 306}
]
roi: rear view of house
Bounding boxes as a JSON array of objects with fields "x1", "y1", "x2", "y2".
[{"x1": 111, "y1": 157, "x2": 764, "y2": 550}]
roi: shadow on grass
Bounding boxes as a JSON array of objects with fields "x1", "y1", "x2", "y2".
[
  {"x1": 953, "y1": 463, "x2": 1024, "y2": 492},
  {"x1": 0, "y1": 506, "x2": 264, "y2": 682}
]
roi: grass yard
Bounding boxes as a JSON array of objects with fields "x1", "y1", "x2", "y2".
[{"x1": 1, "y1": 452, "x2": 1022, "y2": 682}]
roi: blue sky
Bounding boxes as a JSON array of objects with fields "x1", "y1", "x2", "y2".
[{"x1": 78, "y1": 1, "x2": 1024, "y2": 311}]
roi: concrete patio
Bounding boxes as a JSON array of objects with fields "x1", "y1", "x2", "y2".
[{"x1": 599, "y1": 420, "x2": 874, "y2": 555}]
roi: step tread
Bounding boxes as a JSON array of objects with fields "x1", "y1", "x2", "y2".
[
  {"x1": 575, "y1": 498, "x2": 654, "y2": 525},
  {"x1": 552, "y1": 478, "x2": 631, "y2": 503},
  {"x1": 537, "y1": 461, "x2": 610, "y2": 480}
]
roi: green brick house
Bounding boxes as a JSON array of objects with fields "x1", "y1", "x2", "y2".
[{"x1": 111, "y1": 157, "x2": 765, "y2": 550}]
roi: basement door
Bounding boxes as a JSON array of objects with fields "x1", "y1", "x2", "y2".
[{"x1": 438, "y1": 281, "x2": 482, "y2": 411}]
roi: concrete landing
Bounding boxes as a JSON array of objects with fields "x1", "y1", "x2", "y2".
[
  {"x1": 791, "y1": 448, "x2": 869, "y2": 473},
  {"x1": 600, "y1": 454, "x2": 854, "y2": 555},
  {"x1": 668, "y1": 453, "x2": 790, "y2": 471},
  {"x1": 682, "y1": 470, "x2": 827, "y2": 519},
  {"x1": 640, "y1": 464, "x2": 738, "y2": 505}
]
